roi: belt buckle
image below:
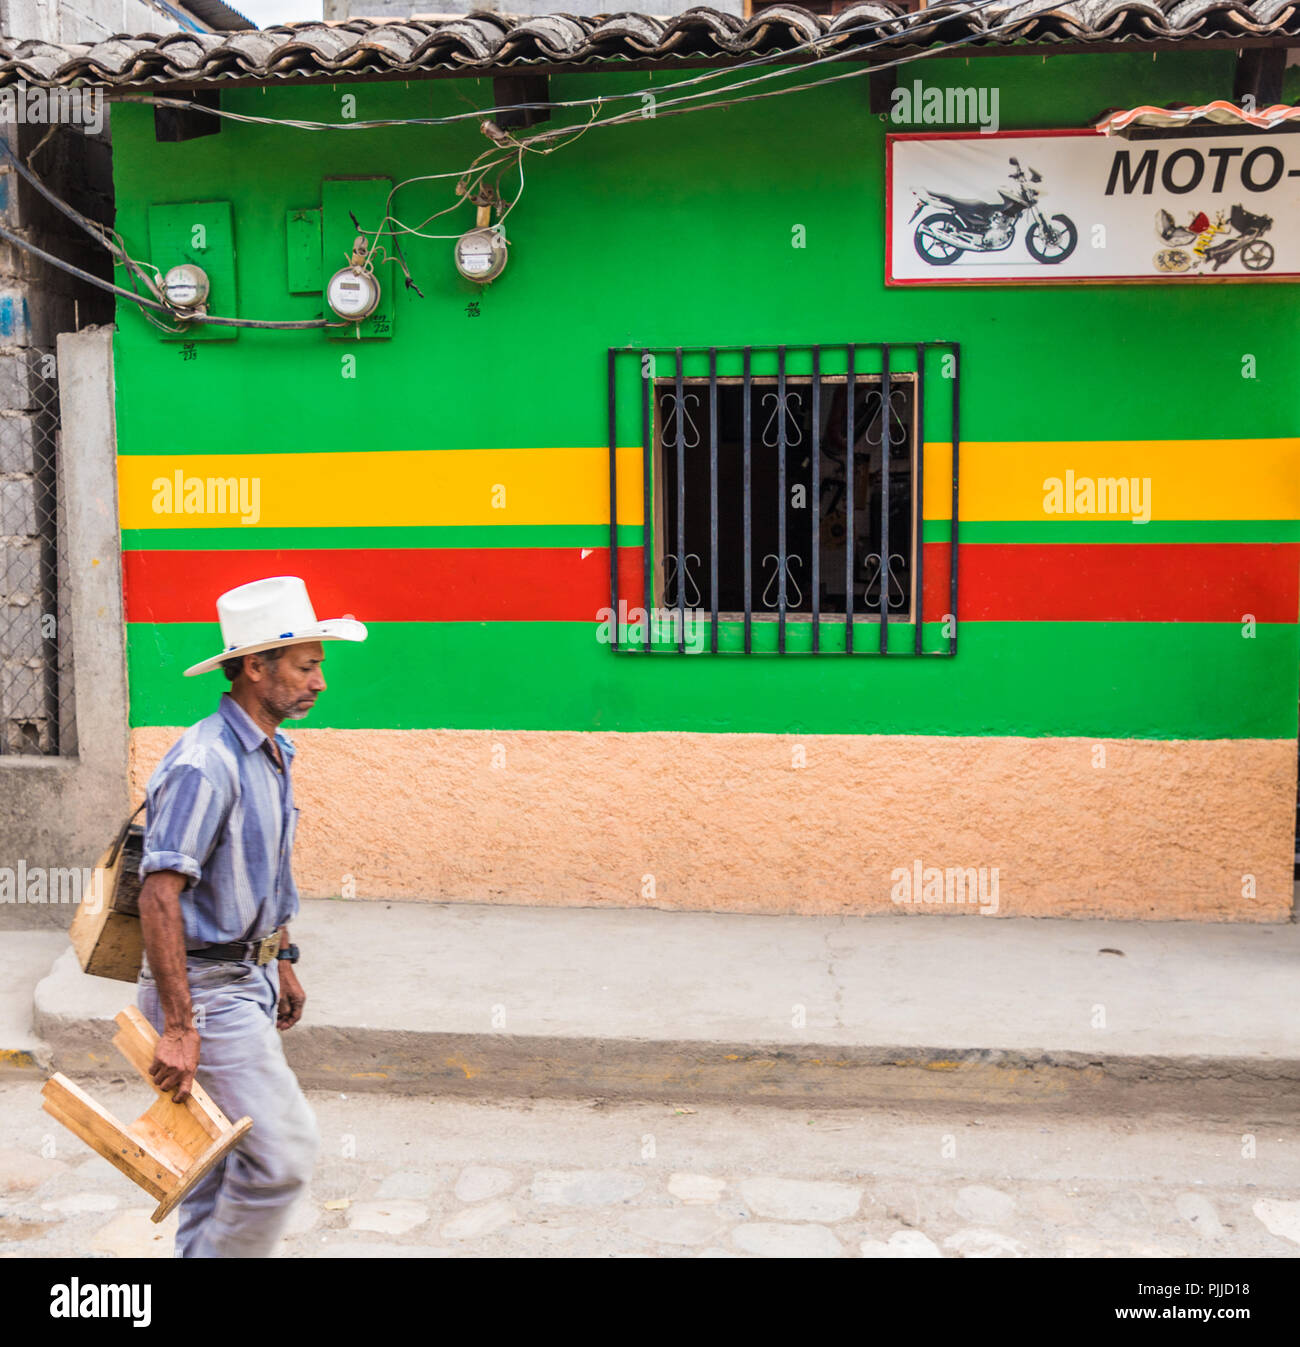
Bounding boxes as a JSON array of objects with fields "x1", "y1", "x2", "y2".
[{"x1": 256, "y1": 932, "x2": 281, "y2": 966}]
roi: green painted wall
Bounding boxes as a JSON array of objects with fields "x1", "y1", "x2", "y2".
[{"x1": 112, "y1": 51, "x2": 1300, "y2": 737}]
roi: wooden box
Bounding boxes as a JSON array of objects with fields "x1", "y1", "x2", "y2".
[{"x1": 68, "y1": 809, "x2": 146, "y2": 984}]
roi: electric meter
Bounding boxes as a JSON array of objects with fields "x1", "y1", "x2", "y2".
[
  {"x1": 326, "y1": 267, "x2": 381, "y2": 320},
  {"x1": 163, "y1": 264, "x2": 210, "y2": 311},
  {"x1": 454, "y1": 227, "x2": 508, "y2": 283}
]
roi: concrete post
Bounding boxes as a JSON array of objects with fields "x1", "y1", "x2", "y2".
[{"x1": 0, "y1": 325, "x2": 128, "y2": 929}]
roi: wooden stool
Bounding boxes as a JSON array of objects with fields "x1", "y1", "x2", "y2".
[{"x1": 41, "y1": 1006, "x2": 253, "y2": 1224}]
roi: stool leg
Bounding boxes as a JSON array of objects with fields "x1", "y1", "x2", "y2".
[
  {"x1": 41, "y1": 1074, "x2": 180, "y2": 1203},
  {"x1": 150, "y1": 1116, "x2": 253, "y2": 1224}
]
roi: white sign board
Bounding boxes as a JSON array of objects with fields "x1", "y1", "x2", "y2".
[{"x1": 886, "y1": 128, "x2": 1300, "y2": 285}]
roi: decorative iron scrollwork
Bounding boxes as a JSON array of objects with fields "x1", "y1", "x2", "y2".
[
  {"x1": 759, "y1": 390, "x2": 804, "y2": 448},
  {"x1": 761, "y1": 553, "x2": 804, "y2": 609},
  {"x1": 863, "y1": 552, "x2": 908, "y2": 610},
  {"x1": 662, "y1": 551, "x2": 703, "y2": 607},
  {"x1": 660, "y1": 391, "x2": 701, "y2": 449},
  {"x1": 861, "y1": 386, "x2": 911, "y2": 454}
]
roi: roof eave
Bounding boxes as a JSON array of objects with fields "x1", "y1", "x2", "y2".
[{"x1": 2, "y1": 7, "x2": 1298, "y2": 93}]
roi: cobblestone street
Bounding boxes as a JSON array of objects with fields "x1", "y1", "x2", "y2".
[{"x1": 2, "y1": 1079, "x2": 1298, "y2": 1258}]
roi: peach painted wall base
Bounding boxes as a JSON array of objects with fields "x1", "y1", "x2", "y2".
[{"x1": 129, "y1": 728, "x2": 1297, "y2": 921}]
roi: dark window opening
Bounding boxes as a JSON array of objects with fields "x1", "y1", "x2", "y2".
[
  {"x1": 655, "y1": 376, "x2": 916, "y2": 621},
  {"x1": 606, "y1": 341, "x2": 959, "y2": 658}
]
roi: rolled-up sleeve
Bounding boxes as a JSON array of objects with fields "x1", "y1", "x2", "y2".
[{"x1": 139, "y1": 762, "x2": 231, "y2": 889}]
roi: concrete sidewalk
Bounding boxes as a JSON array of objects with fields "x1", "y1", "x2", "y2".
[
  {"x1": 13, "y1": 900, "x2": 1300, "y2": 1109},
  {"x1": 0, "y1": 930, "x2": 64, "y2": 1069}
]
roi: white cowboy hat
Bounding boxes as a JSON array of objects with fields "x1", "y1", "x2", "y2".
[{"x1": 183, "y1": 575, "x2": 368, "y2": 677}]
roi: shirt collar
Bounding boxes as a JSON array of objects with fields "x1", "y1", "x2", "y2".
[{"x1": 219, "y1": 692, "x2": 297, "y2": 760}]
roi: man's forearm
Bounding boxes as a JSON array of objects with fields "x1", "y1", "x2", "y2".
[{"x1": 138, "y1": 871, "x2": 193, "y2": 1032}]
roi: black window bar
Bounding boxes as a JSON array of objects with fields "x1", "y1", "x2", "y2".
[{"x1": 606, "y1": 342, "x2": 960, "y2": 656}]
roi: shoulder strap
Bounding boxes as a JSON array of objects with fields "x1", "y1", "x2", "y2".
[{"x1": 107, "y1": 800, "x2": 147, "y2": 869}]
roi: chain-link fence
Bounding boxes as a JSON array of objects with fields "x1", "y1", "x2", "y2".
[
  {"x1": 0, "y1": 346, "x2": 74, "y2": 755},
  {"x1": 0, "y1": 105, "x2": 110, "y2": 760}
]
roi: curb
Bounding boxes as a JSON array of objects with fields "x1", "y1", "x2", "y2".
[
  {"x1": 0, "y1": 929, "x2": 64, "y2": 1077},
  {"x1": 28, "y1": 917, "x2": 1300, "y2": 1114},
  {"x1": 0, "y1": 1046, "x2": 45, "y2": 1071},
  {"x1": 34, "y1": 1013, "x2": 1300, "y2": 1114}
]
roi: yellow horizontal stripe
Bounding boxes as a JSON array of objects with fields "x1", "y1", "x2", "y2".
[
  {"x1": 120, "y1": 439, "x2": 1300, "y2": 531},
  {"x1": 119, "y1": 448, "x2": 645, "y2": 530},
  {"x1": 923, "y1": 439, "x2": 1300, "y2": 522}
]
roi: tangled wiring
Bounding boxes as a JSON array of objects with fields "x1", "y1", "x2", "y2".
[{"x1": 4, "y1": 0, "x2": 1074, "y2": 329}]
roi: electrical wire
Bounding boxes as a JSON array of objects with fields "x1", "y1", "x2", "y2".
[
  {"x1": 4, "y1": 0, "x2": 1072, "y2": 328},
  {"x1": 0, "y1": 221, "x2": 352, "y2": 328},
  {"x1": 0, "y1": 223, "x2": 171, "y2": 310},
  {"x1": 362, "y1": 2, "x2": 1059, "y2": 254},
  {"x1": 0, "y1": 131, "x2": 351, "y2": 326},
  {"x1": 112, "y1": 0, "x2": 1027, "y2": 136},
  {"x1": 355, "y1": 101, "x2": 602, "y2": 253},
  {"x1": 110, "y1": 0, "x2": 1072, "y2": 261},
  {"x1": 495, "y1": 3, "x2": 1071, "y2": 150}
]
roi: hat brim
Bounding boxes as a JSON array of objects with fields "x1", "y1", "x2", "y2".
[{"x1": 183, "y1": 618, "x2": 368, "y2": 677}]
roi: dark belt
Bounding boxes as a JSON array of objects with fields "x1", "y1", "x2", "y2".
[{"x1": 188, "y1": 931, "x2": 282, "y2": 966}]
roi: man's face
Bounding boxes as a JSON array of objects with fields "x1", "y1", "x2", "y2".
[{"x1": 252, "y1": 642, "x2": 326, "y2": 721}]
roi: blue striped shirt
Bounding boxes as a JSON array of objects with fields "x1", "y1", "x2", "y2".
[{"x1": 139, "y1": 692, "x2": 300, "y2": 948}]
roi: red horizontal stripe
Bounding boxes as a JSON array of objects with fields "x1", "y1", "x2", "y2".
[
  {"x1": 123, "y1": 548, "x2": 645, "y2": 624},
  {"x1": 124, "y1": 543, "x2": 1298, "y2": 627},
  {"x1": 922, "y1": 542, "x2": 1300, "y2": 623}
]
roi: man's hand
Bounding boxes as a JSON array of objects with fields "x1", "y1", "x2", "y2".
[
  {"x1": 149, "y1": 1026, "x2": 201, "y2": 1102},
  {"x1": 138, "y1": 869, "x2": 199, "y2": 1102},
  {"x1": 277, "y1": 963, "x2": 306, "y2": 1031}
]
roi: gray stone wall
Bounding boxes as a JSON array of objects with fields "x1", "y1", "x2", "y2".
[
  {"x1": 0, "y1": 0, "x2": 202, "y2": 919},
  {"x1": 0, "y1": 109, "x2": 114, "y2": 767},
  {"x1": 0, "y1": 328, "x2": 128, "y2": 928},
  {"x1": 3, "y1": 0, "x2": 217, "y2": 44}
]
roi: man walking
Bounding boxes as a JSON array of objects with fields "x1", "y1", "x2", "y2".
[{"x1": 136, "y1": 575, "x2": 367, "y2": 1258}]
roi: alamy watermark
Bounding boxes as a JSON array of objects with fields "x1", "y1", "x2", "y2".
[
  {"x1": 890, "y1": 858, "x2": 1000, "y2": 914},
  {"x1": 152, "y1": 471, "x2": 262, "y2": 525},
  {"x1": 595, "y1": 601, "x2": 707, "y2": 654},
  {"x1": 49, "y1": 1279, "x2": 151, "y2": 1327},
  {"x1": 1, "y1": 84, "x2": 104, "y2": 134},
  {"x1": 1043, "y1": 471, "x2": 1151, "y2": 523},
  {"x1": 890, "y1": 80, "x2": 1000, "y2": 135},
  {"x1": 1, "y1": 861, "x2": 105, "y2": 911}
]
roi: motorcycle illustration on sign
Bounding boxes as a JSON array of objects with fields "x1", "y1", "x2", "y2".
[
  {"x1": 909, "y1": 156, "x2": 1078, "y2": 266},
  {"x1": 1152, "y1": 204, "x2": 1275, "y2": 274}
]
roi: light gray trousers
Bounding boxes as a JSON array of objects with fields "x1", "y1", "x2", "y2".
[{"x1": 138, "y1": 955, "x2": 319, "y2": 1257}]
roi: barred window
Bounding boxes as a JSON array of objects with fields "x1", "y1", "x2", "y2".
[{"x1": 606, "y1": 343, "x2": 959, "y2": 655}]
